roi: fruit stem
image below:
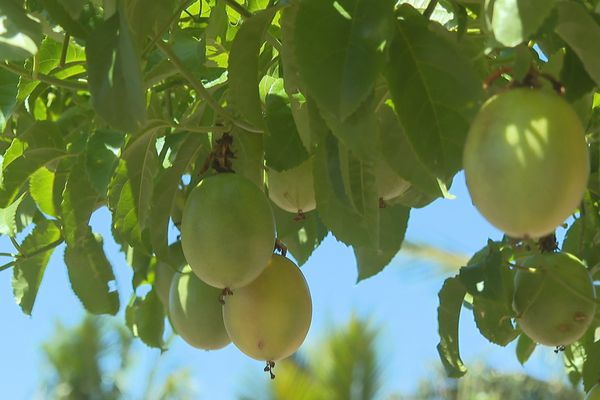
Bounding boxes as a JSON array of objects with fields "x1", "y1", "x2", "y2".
[
  {"x1": 264, "y1": 360, "x2": 276, "y2": 379},
  {"x1": 274, "y1": 239, "x2": 287, "y2": 256},
  {"x1": 219, "y1": 288, "x2": 233, "y2": 304}
]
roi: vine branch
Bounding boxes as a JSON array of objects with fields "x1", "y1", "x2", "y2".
[
  {"x1": 156, "y1": 41, "x2": 263, "y2": 133},
  {"x1": 0, "y1": 62, "x2": 87, "y2": 91}
]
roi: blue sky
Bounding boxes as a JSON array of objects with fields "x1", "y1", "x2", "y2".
[{"x1": 0, "y1": 173, "x2": 571, "y2": 399}]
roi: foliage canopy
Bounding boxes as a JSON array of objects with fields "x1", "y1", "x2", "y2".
[{"x1": 1, "y1": 0, "x2": 600, "y2": 388}]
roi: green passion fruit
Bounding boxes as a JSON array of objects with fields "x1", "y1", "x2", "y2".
[
  {"x1": 586, "y1": 385, "x2": 600, "y2": 400},
  {"x1": 169, "y1": 266, "x2": 231, "y2": 350},
  {"x1": 267, "y1": 159, "x2": 316, "y2": 214},
  {"x1": 181, "y1": 173, "x2": 276, "y2": 289},
  {"x1": 222, "y1": 255, "x2": 312, "y2": 362},
  {"x1": 513, "y1": 252, "x2": 596, "y2": 346},
  {"x1": 463, "y1": 88, "x2": 589, "y2": 238},
  {"x1": 375, "y1": 158, "x2": 411, "y2": 201}
]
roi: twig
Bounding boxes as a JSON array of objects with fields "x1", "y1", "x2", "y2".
[
  {"x1": 423, "y1": 0, "x2": 439, "y2": 19},
  {"x1": 59, "y1": 33, "x2": 70, "y2": 67},
  {"x1": 18, "y1": 239, "x2": 64, "y2": 259},
  {"x1": 142, "y1": 0, "x2": 196, "y2": 58},
  {"x1": 0, "y1": 260, "x2": 17, "y2": 273},
  {"x1": 223, "y1": 0, "x2": 282, "y2": 52},
  {"x1": 156, "y1": 41, "x2": 263, "y2": 133},
  {"x1": 9, "y1": 236, "x2": 22, "y2": 253},
  {"x1": 0, "y1": 62, "x2": 87, "y2": 91}
]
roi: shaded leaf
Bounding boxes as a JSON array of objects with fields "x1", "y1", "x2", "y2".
[
  {"x1": 555, "y1": 2, "x2": 600, "y2": 89},
  {"x1": 272, "y1": 207, "x2": 328, "y2": 266},
  {"x1": 583, "y1": 340, "x2": 600, "y2": 392},
  {"x1": 61, "y1": 157, "x2": 102, "y2": 246},
  {"x1": 86, "y1": 11, "x2": 146, "y2": 132},
  {"x1": 295, "y1": 0, "x2": 395, "y2": 119},
  {"x1": 125, "y1": 289, "x2": 165, "y2": 349},
  {"x1": 354, "y1": 204, "x2": 410, "y2": 281},
  {"x1": 264, "y1": 78, "x2": 309, "y2": 171},
  {"x1": 228, "y1": 8, "x2": 277, "y2": 129},
  {"x1": 149, "y1": 133, "x2": 207, "y2": 260},
  {"x1": 386, "y1": 5, "x2": 482, "y2": 178},
  {"x1": 12, "y1": 219, "x2": 62, "y2": 315},
  {"x1": 0, "y1": 2, "x2": 42, "y2": 60},
  {"x1": 84, "y1": 129, "x2": 124, "y2": 195},
  {"x1": 108, "y1": 125, "x2": 159, "y2": 249},
  {"x1": 0, "y1": 67, "x2": 18, "y2": 131},
  {"x1": 437, "y1": 276, "x2": 467, "y2": 378},
  {"x1": 64, "y1": 229, "x2": 120, "y2": 315},
  {"x1": 516, "y1": 333, "x2": 536, "y2": 366}
]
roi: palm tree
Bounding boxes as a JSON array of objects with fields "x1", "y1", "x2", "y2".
[
  {"x1": 39, "y1": 314, "x2": 195, "y2": 400},
  {"x1": 241, "y1": 317, "x2": 582, "y2": 400}
]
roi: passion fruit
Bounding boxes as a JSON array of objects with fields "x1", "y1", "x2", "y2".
[
  {"x1": 222, "y1": 255, "x2": 312, "y2": 361},
  {"x1": 513, "y1": 252, "x2": 596, "y2": 346},
  {"x1": 181, "y1": 173, "x2": 276, "y2": 289},
  {"x1": 169, "y1": 266, "x2": 231, "y2": 350},
  {"x1": 463, "y1": 88, "x2": 589, "y2": 238},
  {"x1": 267, "y1": 159, "x2": 316, "y2": 214}
]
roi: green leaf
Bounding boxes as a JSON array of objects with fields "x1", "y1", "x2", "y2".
[
  {"x1": 61, "y1": 156, "x2": 102, "y2": 246},
  {"x1": 0, "y1": 2, "x2": 42, "y2": 61},
  {"x1": 12, "y1": 219, "x2": 62, "y2": 315},
  {"x1": 125, "y1": 289, "x2": 165, "y2": 349},
  {"x1": 0, "y1": 194, "x2": 25, "y2": 236},
  {"x1": 377, "y1": 102, "x2": 445, "y2": 198},
  {"x1": 386, "y1": 5, "x2": 482, "y2": 178},
  {"x1": 583, "y1": 340, "x2": 600, "y2": 392},
  {"x1": 228, "y1": 7, "x2": 277, "y2": 129},
  {"x1": 320, "y1": 93, "x2": 378, "y2": 162},
  {"x1": 563, "y1": 198, "x2": 600, "y2": 268},
  {"x1": 561, "y1": 48, "x2": 595, "y2": 103},
  {"x1": 272, "y1": 207, "x2": 328, "y2": 266},
  {"x1": 124, "y1": 0, "x2": 178, "y2": 47},
  {"x1": 264, "y1": 78, "x2": 309, "y2": 171},
  {"x1": 460, "y1": 244, "x2": 518, "y2": 346},
  {"x1": 40, "y1": 0, "x2": 90, "y2": 38},
  {"x1": 354, "y1": 204, "x2": 410, "y2": 281},
  {"x1": 437, "y1": 276, "x2": 467, "y2": 378},
  {"x1": 84, "y1": 129, "x2": 124, "y2": 195},
  {"x1": 485, "y1": 0, "x2": 557, "y2": 47},
  {"x1": 149, "y1": 133, "x2": 207, "y2": 260},
  {"x1": 86, "y1": 11, "x2": 146, "y2": 132},
  {"x1": 295, "y1": 0, "x2": 395, "y2": 119},
  {"x1": 64, "y1": 229, "x2": 120, "y2": 315},
  {"x1": 30, "y1": 167, "x2": 58, "y2": 217},
  {"x1": 18, "y1": 36, "x2": 86, "y2": 102},
  {"x1": 230, "y1": 128, "x2": 265, "y2": 188},
  {"x1": 555, "y1": 2, "x2": 600, "y2": 90},
  {"x1": 312, "y1": 124, "x2": 375, "y2": 247},
  {"x1": 0, "y1": 67, "x2": 18, "y2": 131},
  {"x1": 515, "y1": 333, "x2": 536, "y2": 366},
  {"x1": 108, "y1": 125, "x2": 159, "y2": 249},
  {"x1": 0, "y1": 147, "x2": 69, "y2": 208}
]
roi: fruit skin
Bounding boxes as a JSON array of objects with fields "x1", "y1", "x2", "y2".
[
  {"x1": 513, "y1": 252, "x2": 596, "y2": 347},
  {"x1": 463, "y1": 88, "x2": 589, "y2": 238},
  {"x1": 181, "y1": 173, "x2": 276, "y2": 289},
  {"x1": 586, "y1": 384, "x2": 600, "y2": 400},
  {"x1": 169, "y1": 266, "x2": 231, "y2": 350},
  {"x1": 267, "y1": 159, "x2": 316, "y2": 214},
  {"x1": 375, "y1": 158, "x2": 411, "y2": 201},
  {"x1": 223, "y1": 255, "x2": 312, "y2": 361}
]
